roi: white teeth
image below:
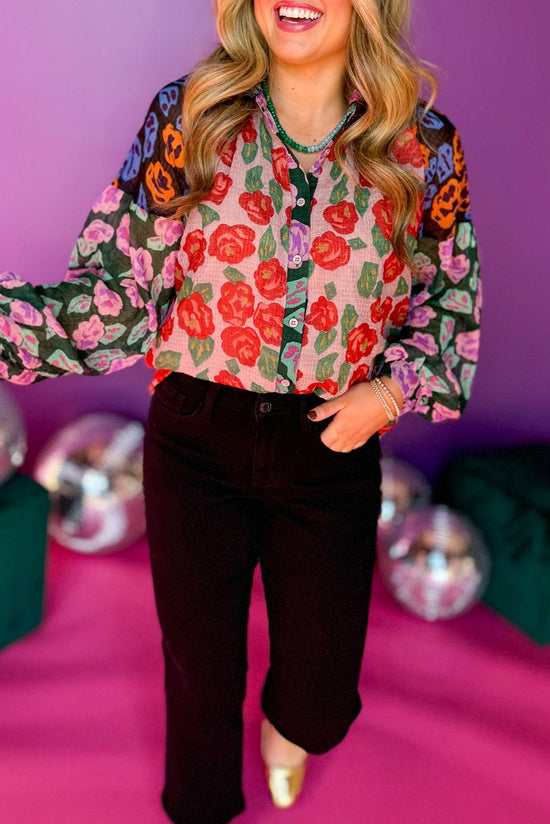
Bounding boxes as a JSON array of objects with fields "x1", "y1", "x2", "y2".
[{"x1": 278, "y1": 6, "x2": 323, "y2": 21}]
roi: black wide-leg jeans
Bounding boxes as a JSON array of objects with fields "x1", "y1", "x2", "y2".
[{"x1": 142, "y1": 371, "x2": 382, "y2": 824}]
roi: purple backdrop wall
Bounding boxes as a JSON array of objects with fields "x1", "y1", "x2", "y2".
[{"x1": 1, "y1": 0, "x2": 548, "y2": 480}]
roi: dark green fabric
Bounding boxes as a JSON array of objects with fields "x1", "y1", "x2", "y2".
[
  {"x1": 0, "y1": 472, "x2": 50, "y2": 651},
  {"x1": 435, "y1": 443, "x2": 550, "y2": 645}
]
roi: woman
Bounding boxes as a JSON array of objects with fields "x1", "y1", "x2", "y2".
[{"x1": 0, "y1": 0, "x2": 481, "y2": 822}]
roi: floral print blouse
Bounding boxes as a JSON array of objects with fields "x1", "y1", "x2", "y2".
[{"x1": 0, "y1": 76, "x2": 480, "y2": 424}]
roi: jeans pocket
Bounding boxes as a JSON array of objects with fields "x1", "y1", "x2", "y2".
[
  {"x1": 150, "y1": 373, "x2": 207, "y2": 419},
  {"x1": 305, "y1": 411, "x2": 381, "y2": 461},
  {"x1": 305, "y1": 415, "x2": 350, "y2": 456}
]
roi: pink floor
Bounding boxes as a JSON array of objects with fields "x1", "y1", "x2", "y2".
[{"x1": 1, "y1": 536, "x2": 549, "y2": 824}]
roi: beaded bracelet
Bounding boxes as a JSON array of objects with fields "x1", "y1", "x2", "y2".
[
  {"x1": 373, "y1": 377, "x2": 401, "y2": 420},
  {"x1": 370, "y1": 379, "x2": 395, "y2": 424}
]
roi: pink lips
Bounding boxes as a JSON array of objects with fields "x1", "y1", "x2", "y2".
[{"x1": 274, "y1": 3, "x2": 324, "y2": 33}]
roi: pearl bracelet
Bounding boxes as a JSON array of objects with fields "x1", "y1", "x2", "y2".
[
  {"x1": 370, "y1": 379, "x2": 395, "y2": 424},
  {"x1": 372, "y1": 377, "x2": 401, "y2": 419}
]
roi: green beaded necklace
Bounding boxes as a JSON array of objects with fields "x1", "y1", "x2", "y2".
[{"x1": 261, "y1": 80, "x2": 356, "y2": 154}]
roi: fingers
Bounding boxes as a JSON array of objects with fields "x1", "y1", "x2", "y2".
[
  {"x1": 320, "y1": 428, "x2": 367, "y2": 453},
  {"x1": 307, "y1": 396, "x2": 347, "y2": 422}
]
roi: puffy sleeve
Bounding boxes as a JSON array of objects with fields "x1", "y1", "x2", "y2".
[
  {"x1": 0, "y1": 77, "x2": 187, "y2": 384},
  {"x1": 373, "y1": 109, "x2": 481, "y2": 422}
]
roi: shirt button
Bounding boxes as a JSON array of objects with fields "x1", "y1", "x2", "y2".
[
  {"x1": 296, "y1": 197, "x2": 306, "y2": 207},
  {"x1": 280, "y1": 379, "x2": 290, "y2": 387},
  {"x1": 292, "y1": 254, "x2": 302, "y2": 265},
  {"x1": 288, "y1": 318, "x2": 299, "y2": 328}
]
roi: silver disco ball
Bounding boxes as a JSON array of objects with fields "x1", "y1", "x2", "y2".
[
  {"x1": 33, "y1": 413, "x2": 146, "y2": 554},
  {"x1": 378, "y1": 455, "x2": 431, "y2": 544},
  {"x1": 377, "y1": 505, "x2": 491, "y2": 621},
  {"x1": 0, "y1": 385, "x2": 27, "y2": 485}
]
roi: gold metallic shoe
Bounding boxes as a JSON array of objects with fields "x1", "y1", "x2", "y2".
[
  {"x1": 264, "y1": 757, "x2": 308, "y2": 808},
  {"x1": 261, "y1": 718, "x2": 308, "y2": 808}
]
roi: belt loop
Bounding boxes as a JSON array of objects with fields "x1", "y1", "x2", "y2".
[{"x1": 202, "y1": 381, "x2": 222, "y2": 418}]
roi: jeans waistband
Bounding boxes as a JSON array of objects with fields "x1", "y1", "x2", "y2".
[{"x1": 161, "y1": 371, "x2": 324, "y2": 418}]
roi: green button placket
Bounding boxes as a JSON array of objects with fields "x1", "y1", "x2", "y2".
[{"x1": 274, "y1": 165, "x2": 319, "y2": 393}]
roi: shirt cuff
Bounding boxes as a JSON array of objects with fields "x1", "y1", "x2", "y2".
[{"x1": 374, "y1": 346, "x2": 423, "y2": 416}]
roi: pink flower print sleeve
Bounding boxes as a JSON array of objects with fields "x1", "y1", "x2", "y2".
[
  {"x1": 0, "y1": 188, "x2": 182, "y2": 383},
  {"x1": 373, "y1": 115, "x2": 481, "y2": 422}
]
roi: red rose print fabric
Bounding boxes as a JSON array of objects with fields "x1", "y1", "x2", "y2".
[
  {"x1": 217, "y1": 282, "x2": 255, "y2": 326},
  {"x1": 208, "y1": 224, "x2": 256, "y2": 265}
]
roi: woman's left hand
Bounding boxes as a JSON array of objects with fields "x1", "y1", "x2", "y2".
[{"x1": 307, "y1": 379, "x2": 403, "y2": 452}]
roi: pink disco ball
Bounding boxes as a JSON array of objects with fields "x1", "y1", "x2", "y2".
[
  {"x1": 377, "y1": 505, "x2": 491, "y2": 621},
  {"x1": 378, "y1": 455, "x2": 431, "y2": 546},
  {"x1": 0, "y1": 385, "x2": 27, "y2": 485},
  {"x1": 33, "y1": 413, "x2": 145, "y2": 554}
]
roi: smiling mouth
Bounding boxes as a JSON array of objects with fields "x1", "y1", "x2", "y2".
[{"x1": 276, "y1": 5, "x2": 323, "y2": 23}]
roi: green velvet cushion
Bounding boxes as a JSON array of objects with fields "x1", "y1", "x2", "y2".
[
  {"x1": 435, "y1": 443, "x2": 550, "y2": 645},
  {"x1": 0, "y1": 472, "x2": 50, "y2": 651}
]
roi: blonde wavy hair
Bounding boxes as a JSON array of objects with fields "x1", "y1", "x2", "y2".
[{"x1": 167, "y1": 0, "x2": 438, "y2": 270}]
